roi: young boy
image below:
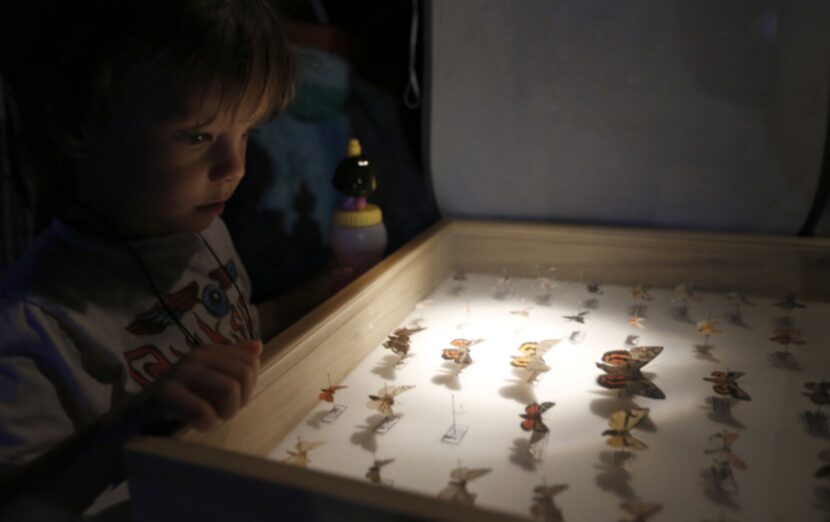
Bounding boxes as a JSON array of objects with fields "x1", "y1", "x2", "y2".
[{"x1": 0, "y1": 0, "x2": 301, "y2": 513}]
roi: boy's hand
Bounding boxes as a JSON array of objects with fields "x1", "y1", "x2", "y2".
[{"x1": 156, "y1": 340, "x2": 263, "y2": 431}]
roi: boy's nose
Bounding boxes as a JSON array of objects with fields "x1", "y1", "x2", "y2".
[{"x1": 210, "y1": 138, "x2": 245, "y2": 182}]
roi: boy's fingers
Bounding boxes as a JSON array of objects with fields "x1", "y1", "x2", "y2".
[
  {"x1": 157, "y1": 380, "x2": 218, "y2": 431},
  {"x1": 203, "y1": 356, "x2": 257, "y2": 404},
  {"x1": 239, "y1": 339, "x2": 263, "y2": 356},
  {"x1": 177, "y1": 363, "x2": 242, "y2": 420}
]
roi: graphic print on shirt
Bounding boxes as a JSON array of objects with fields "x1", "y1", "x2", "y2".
[{"x1": 122, "y1": 260, "x2": 253, "y2": 387}]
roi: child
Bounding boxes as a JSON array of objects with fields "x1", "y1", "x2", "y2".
[{"x1": 0, "y1": 0, "x2": 302, "y2": 514}]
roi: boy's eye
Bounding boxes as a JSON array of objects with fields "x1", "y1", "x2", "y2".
[{"x1": 177, "y1": 132, "x2": 212, "y2": 146}]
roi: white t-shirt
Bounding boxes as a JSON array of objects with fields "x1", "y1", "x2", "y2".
[{"x1": 0, "y1": 217, "x2": 260, "y2": 465}]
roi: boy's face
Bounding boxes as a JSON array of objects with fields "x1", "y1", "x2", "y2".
[{"x1": 75, "y1": 68, "x2": 270, "y2": 238}]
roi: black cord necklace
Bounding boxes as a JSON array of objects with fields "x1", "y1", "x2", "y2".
[
  {"x1": 69, "y1": 202, "x2": 257, "y2": 345},
  {"x1": 122, "y1": 233, "x2": 257, "y2": 346},
  {"x1": 197, "y1": 231, "x2": 258, "y2": 341}
]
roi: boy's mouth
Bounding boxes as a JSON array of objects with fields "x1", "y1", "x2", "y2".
[{"x1": 197, "y1": 201, "x2": 226, "y2": 214}]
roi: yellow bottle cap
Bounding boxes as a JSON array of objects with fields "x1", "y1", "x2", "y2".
[
  {"x1": 332, "y1": 204, "x2": 383, "y2": 228},
  {"x1": 347, "y1": 138, "x2": 362, "y2": 158}
]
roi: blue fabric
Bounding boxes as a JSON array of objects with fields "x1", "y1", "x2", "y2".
[
  {"x1": 223, "y1": 47, "x2": 352, "y2": 301},
  {"x1": 223, "y1": 46, "x2": 439, "y2": 302},
  {"x1": 0, "y1": 75, "x2": 35, "y2": 276}
]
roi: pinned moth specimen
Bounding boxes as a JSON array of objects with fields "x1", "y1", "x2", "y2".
[
  {"x1": 631, "y1": 285, "x2": 653, "y2": 302},
  {"x1": 537, "y1": 277, "x2": 557, "y2": 304},
  {"x1": 704, "y1": 370, "x2": 751, "y2": 401},
  {"x1": 383, "y1": 325, "x2": 427, "y2": 361},
  {"x1": 415, "y1": 299, "x2": 434, "y2": 310},
  {"x1": 803, "y1": 381, "x2": 830, "y2": 434},
  {"x1": 520, "y1": 401, "x2": 556, "y2": 450},
  {"x1": 450, "y1": 270, "x2": 467, "y2": 295},
  {"x1": 596, "y1": 346, "x2": 666, "y2": 399},
  {"x1": 628, "y1": 316, "x2": 645, "y2": 330},
  {"x1": 603, "y1": 408, "x2": 650, "y2": 451},
  {"x1": 282, "y1": 438, "x2": 325, "y2": 468},
  {"x1": 437, "y1": 466, "x2": 491, "y2": 505},
  {"x1": 769, "y1": 327, "x2": 806, "y2": 349},
  {"x1": 696, "y1": 319, "x2": 721, "y2": 337},
  {"x1": 442, "y1": 338, "x2": 482, "y2": 367},
  {"x1": 564, "y1": 311, "x2": 589, "y2": 343},
  {"x1": 529, "y1": 483, "x2": 568, "y2": 522},
  {"x1": 511, "y1": 340, "x2": 559, "y2": 384},
  {"x1": 775, "y1": 294, "x2": 805, "y2": 311},
  {"x1": 619, "y1": 500, "x2": 662, "y2": 522},
  {"x1": 817, "y1": 449, "x2": 830, "y2": 479},
  {"x1": 562, "y1": 311, "x2": 589, "y2": 324},
  {"x1": 587, "y1": 281, "x2": 603, "y2": 294},
  {"x1": 725, "y1": 291, "x2": 754, "y2": 325},
  {"x1": 705, "y1": 431, "x2": 746, "y2": 492},
  {"x1": 705, "y1": 431, "x2": 747, "y2": 470},
  {"x1": 727, "y1": 291, "x2": 755, "y2": 307},
  {"x1": 695, "y1": 319, "x2": 721, "y2": 354},
  {"x1": 414, "y1": 299, "x2": 434, "y2": 322},
  {"x1": 671, "y1": 283, "x2": 695, "y2": 303},
  {"x1": 511, "y1": 353, "x2": 550, "y2": 384},
  {"x1": 581, "y1": 297, "x2": 600, "y2": 310},
  {"x1": 319, "y1": 383, "x2": 346, "y2": 403},
  {"x1": 365, "y1": 457, "x2": 395, "y2": 485},
  {"x1": 367, "y1": 384, "x2": 415, "y2": 418},
  {"x1": 319, "y1": 374, "x2": 348, "y2": 421},
  {"x1": 624, "y1": 335, "x2": 640, "y2": 348},
  {"x1": 804, "y1": 381, "x2": 830, "y2": 406},
  {"x1": 494, "y1": 269, "x2": 513, "y2": 298},
  {"x1": 629, "y1": 285, "x2": 652, "y2": 323},
  {"x1": 538, "y1": 277, "x2": 556, "y2": 291}
]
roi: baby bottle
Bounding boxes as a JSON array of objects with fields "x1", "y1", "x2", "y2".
[{"x1": 330, "y1": 138, "x2": 387, "y2": 276}]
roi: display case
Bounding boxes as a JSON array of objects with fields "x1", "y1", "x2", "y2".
[{"x1": 125, "y1": 219, "x2": 830, "y2": 522}]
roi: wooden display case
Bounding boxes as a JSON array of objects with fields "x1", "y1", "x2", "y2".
[{"x1": 125, "y1": 219, "x2": 830, "y2": 521}]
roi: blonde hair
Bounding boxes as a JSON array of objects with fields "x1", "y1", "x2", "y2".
[{"x1": 6, "y1": 0, "x2": 295, "y2": 221}]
